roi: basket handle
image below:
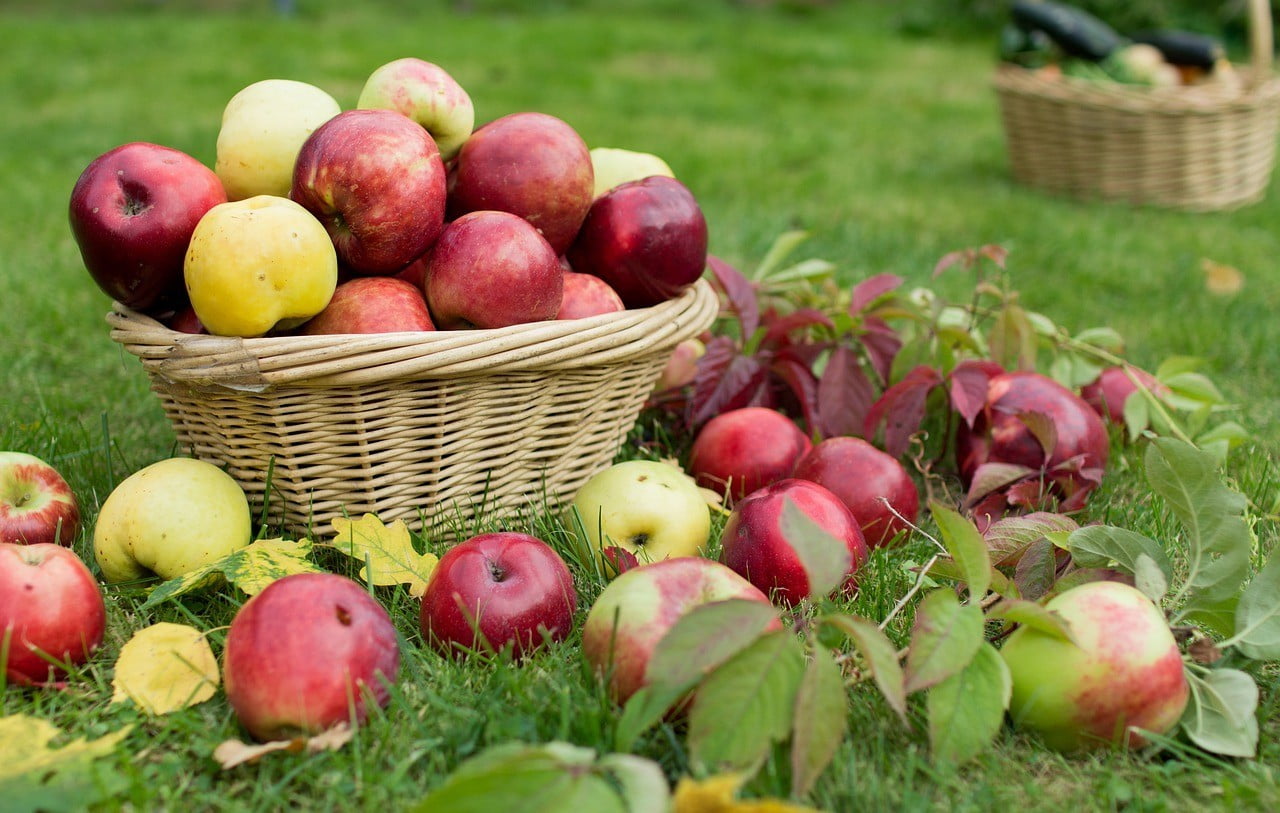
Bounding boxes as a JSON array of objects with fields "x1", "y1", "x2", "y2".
[{"x1": 1248, "y1": 0, "x2": 1274, "y2": 89}]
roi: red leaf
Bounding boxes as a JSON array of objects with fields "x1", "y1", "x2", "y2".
[
  {"x1": 706, "y1": 255, "x2": 760, "y2": 339},
  {"x1": 862, "y1": 365, "x2": 942, "y2": 458},
  {"x1": 689, "y1": 338, "x2": 771, "y2": 428},
  {"x1": 947, "y1": 360, "x2": 999, "y2": 429},
  {"x1": 817, "y1": 346, "x2": 875, "y2": 439},
  {"x1": 858, "y1": 316, "x2": 902, "y2": 384},
  {"x1": 1014, "y1": 411, "x2": 1057, "y2": 461},
  {"x1": 964, "y1": 462, "x2": 1036, "y2": 507},
  {"x1": 772, "y1": 348, "x2": 821, "y2": 436},
  {"x1": 761, "y1": 308, "x2": 834, "y2": 349},
  {"x1": 932, "y1": 249, "x2": 969, "y2": 278},
  {"x1": 1006, "y1": 479, "x2": 1051, "y2": 510},
  {"x1": 849, "y1": 273, "x2": 903, "y2": 315},
  {"x1": 980, "y1": 244, "x2": 1009, "y2": 269}
]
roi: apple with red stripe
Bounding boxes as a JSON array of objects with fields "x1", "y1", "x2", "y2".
[{"x1": 0, "y1": 452, "x2": 80, "y2": 547}]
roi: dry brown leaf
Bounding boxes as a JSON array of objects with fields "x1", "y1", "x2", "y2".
[
  {"x1": 111, "y1": 622, "x2": 219, "y2": 715},
  {"x1": 1201, "y1": 258, "x2": 1244, "y2": 296},
  {"x1": 213, "y1": 723, "x2": 355, "y2": 769}
]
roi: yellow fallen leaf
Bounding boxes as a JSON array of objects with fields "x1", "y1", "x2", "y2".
[
  {"x1": 0, "y1": 714, "x2": 131, "y2": 782},
  {"x1": 213, "y1": 723, "x2": 355, "y2": 769},
  {"x1": 326, "y1": 514, "x2": 438, "y2": 596},
  {"x1": 141, "y1": 536, "x2": 324, "y2": 609},
  {"x1": 111, "y1": 622, "x2": 219, "y2": 715},
  {"x1": 673, "y1": 772, "x2": 824, "y2": 813},
  {"x1": 1201, "y1": 258, "x2": 1244, "y2": 296}
]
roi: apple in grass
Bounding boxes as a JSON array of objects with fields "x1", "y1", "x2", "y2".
[
  {"x1": 0, "y1": 452, "x2": 80, "y2": 547},
  {"x1": 223, "y1": 572, "x2": 399, "y2": 742},
  {"x1": 556, "y1": 270, "x2": 625, "y2": 320},
  {"x1": 688, "y1": 407, "x2": 812, "y2": 502},
  {"x1": 0, "y1": 543, "x2": 105, "y2": 686},
  {"x1": 426, "y1": 211, "x2": 564, "y2": 329},
  {"x1": 447, "y1": 111, "x2": 594, "y2": 255},
  {"x1": 357, "y1": 57, "x2": 475, "y2": 161},
  {"x1": 300, "y1": 277, "x2": 434, "y2": 335},
  {"x1": 420, "y1": 532, "x2": 577, "y2": 658},
  {"x1": 69, "y1": 142, "x2": 227, "y2": 311},
  {"x1": 1081, "y1": 364, "x2": 1169, "y2": 424},
  {"x1": 1001, "y1": 580, "x2": 1189, "y2": 752},
  {"x1": 792, "y1": 436, "x2": 920, "y2": 548}
]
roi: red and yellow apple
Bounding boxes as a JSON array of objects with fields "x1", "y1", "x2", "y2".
[
  {"x1": 0, "y1": 543, "x2": 105, "y2": 686},
  {"x1": 589, "y1": 146, "x2": 674, "y2": 199},
  {"x1": 300, "y1": 276, "x2": 434, "y2": 335},
  {"x1": 0, "y1": 452, "x2": 80, "y2": 547},
  {"x1": 357, "y1": 57, "x2": 475, "y2": 161},
  {"x1": 688, "y1": 407, "x2": 812, "y2": 502}
]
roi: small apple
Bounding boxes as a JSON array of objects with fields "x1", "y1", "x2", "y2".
[
  {"x1": 566, "y1": 176, "x2": 708, "y2": 308},
  {"x1": 291, "y1": 108, "x2": 448, "y2": 275},
  {"x1": 167, "y1": 305, "x2": 206, "y2": 334},
  {"x1": 0, "y1": 452, "x2": 80, "y2": 547},
  {"x1": 215, "y1": 78, "x2": 341, "y2": 200},
  {"x1": 582, "y1": 557, "x2": 779, "y2": 704},
  {"x1": 69, "y1": 142, "x2": 227, "y2": 311},
  {"x1": 184, "y1": 195, "x2": 338, "y2": 337},
  {"x1": 420, "y1": 532, "x2": 577, "y2": 658},
  {"x1": 556, "y1": 270, "x2": 625, "y2": 320},
  {"x1": 589, "y1": 147, "x2": 675, "y2": 199},
  {"x1": 567, "y1": 460, "x2": 711, "y2": 568},
  {"x1": 792, "y1": 436, "x2": 920, "y2": 548},
  {"x1": 426, "y1": 210, "x2": 564, "y2": 329},
  {"x1": 718, "y1": 479, "x2": 868, "y2": 607},
  {"x1": 0, "y1": 543, "x2": 105, "y2": 686},
  {"x1": 653, "y1": 338, "x2": 705, "y2": 393},
  {"x1": 93, "y1": 457, "x2": 252, "y2": 583},
  {"x1": 356, "y1": 57, "x2": 475, "y2": 161},
  {"x1": 1001, "y1": 580, "x2": 1189, "y2": 751},
  {"x1": 688, "y1": 407, "x2": 812, "y2": 501},
  {"x1": 1081, "y1": 365, "x2": 1170, "y2": 424},
  {"x1": 223, "y1": 572, "x2": 399, "y2": 741},
  {"x1": 447, "y1": 111, "x2": 594, "y2": 254},
  {"x1": 300, "y1": 276, "x2": 434, "y2": 335}
]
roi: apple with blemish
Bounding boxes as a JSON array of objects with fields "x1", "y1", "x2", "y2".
[
  {"x1": 300, "y1": 277, "x2": 434, "y2": 335},
  {"x1": 689, "y1": 407, "x2": 811, "y2": 501},
  {"x1": 792, "y1": 436, "x2": 919, "y2": 548},
  {"x1": 556, "y1": 270, "x2": 625, "y2": 320},
  {"x1": 357, "y1": 57, "x2": 475, "y2": 161},
  {"x1": 0, "y1": 452, "x2": 80, "y2": 547},
  {"x1": 0, "y1": 543, "x2": 105, "y2": 686}
]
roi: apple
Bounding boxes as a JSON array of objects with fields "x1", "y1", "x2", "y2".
[
  {"x1": 0, "y1": 543, "x2": 105, "y2": 686},
  {"x1": 653, "y1": 337, "x2": 705, "y2": 393},
  {"x1": 0, "y1": 452, "x2": 80, "y2": 547},
  {"x1": 556, "y1": 270, "x2": 625, "y2": 320},
  {"x1": 1001, "y1": 580, "x2": 1189, "y2": 752},
  {"x1": 718, "y1": 479, "x2": 868, "y2": 607},
  {"x1": 792, "y1": 436, "x2": 920, "y2": 548},
  {"x1": 94, "y1": 457, "x2": 252, "y2": 583},
  {"x1": 69, "y1": 142, "x2": 227, "y2": 311},
  {"x1": 567, "y1": 460, "x2": 711, "y2": 568},
  {"x1": 566, "y1": 176, "x2": 708, "y2": 308},
  {"x1": 1081, "y1": 365, "x2": 1169, "y2": 424},
  {"x1": 688, "y1": 407, "x2": 812, "y2": 502},
  {"x1": 582, "y1": 557, "x2": 779, "y2": 704},
  {"x1": 425, "y1": 210, "x2": 564, "y2": 329},
  {"x1": 394, "y1": 253, "x2": 431, "y2": 290},
  {"x1": 589, "y1": 146, "x2": 675, "y2": 200},
  {"x1": 184, "y1": 195, "x2": 338, "y2": 337},
  {"x1": 167, "y1": 305, "x2": 206, "y2": 334},
  {"x1": 215, "y1": 78, "x2": 341, "y2": 201},
  {"x1": 356, "y1": 57, "x2": 475, "y2": 161},
  {"x1": 300, "y1": 276, "x2": 434, "y2": 335},
  {"x1": 291, "y1": 108, "x2": 448, "y2": 275},
  {"x1": 446, "y1": 111, "x2": 594, "y2": 255},
  {"x1": 223, "y1": 572, "x2": 399, "y2": 741},
  {"x1": 420, "y1": 532, "x2": 577, "y2": 658}
]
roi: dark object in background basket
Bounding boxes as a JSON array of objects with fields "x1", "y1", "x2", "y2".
[{"x1": 1010, "y1": 0, "x2": 1123, "y2": 62}]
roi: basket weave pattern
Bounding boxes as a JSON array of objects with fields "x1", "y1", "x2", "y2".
[{"x1": 108, "y1": 279, "x2": 719, "y2": 534}]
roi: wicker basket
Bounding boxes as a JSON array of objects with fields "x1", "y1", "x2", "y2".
[
  {"x1": 107, "y1": 279, "x2": 719, "y2": 536},
  {"x1": 993, "y1": 0, "x2": 1280, "y2": 211}
]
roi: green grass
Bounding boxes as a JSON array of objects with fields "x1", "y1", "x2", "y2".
[{"x1": 2, "y1": 2, "x2": 1278, "y2": 810}]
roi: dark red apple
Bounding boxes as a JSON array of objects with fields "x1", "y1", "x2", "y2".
[
  {"x1": 556, "y1": 270, "x2": 625, "y2": 320},
  {"x1": 420, "y1": 532, "x2": 578, "y2": 658},
  {"x1": 446, "y1": 111, "x2": 594, "y2": 254},
  {"x1": 0, "y1": 452, "x2": 80, "y2": 547},
  {"x1": 688, "y1": 407, "x2": 812, "y2": 502},
  {"x1": 300, "y1": 276, "x2": 434, "y2": 335},
  {"x1": 425, "y1": 210, "x2": 564, "y2": 329},
  {"x1": 792, "y1": 436, "x2": 919, "y2": 548},
  {"x1": 0, "y1": 543, "x2": 105, "y2": 686},
  {"x1": 168, "y1": 305, "x2": 206, "y2": 334},
  {"x1": 1080, "y1": 365, "x2": 1169, "y2": 424},
  {"x1": 394, "y1": 253, "x2": 431, "y2": 290},
  {"x1": 222, "y1": 572, "x2": 400, "y2": 741},
  {"x1": 719, "y1": 479, "x2": 869, "y2": 607},
  {"x1": 69, "y1": 142, "x2": 227, "y2": 310},
  {"x1": 566, "y1": 176, "x2": 708, "y2": 308},
  {"x1": 291, "y1": 109, "x2": 447, "y2": 275}
]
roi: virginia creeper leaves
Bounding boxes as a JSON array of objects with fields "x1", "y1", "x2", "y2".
[
  {"x1": 926, "y1": 643, "x2": 1011, "y2": 767},
  {"x1": 821, "y1": 614, "x2": 908, "y2": 723},
  {"x1": 790, "y1": 643, "x2": 847, "y2": 798},
  {"x1": 930, "y1": 502, "x2": 991, "y2": 602},
  {"x1": 903, "y1": 589, "x2": 984, "y2": 695},
  {"x1": 864, "y1": 365, "x2": 942, "y2": 457},
  {"x1": 816, "y1": 345, "x2": 875, "y2": 439},
  {"x1": 777, "y1": 497, "x2": 853, "y2": 601}
]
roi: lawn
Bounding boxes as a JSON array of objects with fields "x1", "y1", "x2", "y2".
[{"x1": 2, "y1": 1, "x2": 1278, "y2": 810}]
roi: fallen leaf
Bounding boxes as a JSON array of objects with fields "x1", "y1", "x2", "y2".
[
  {"x1": 111, "y1": 622, "x2": 219, "y2": 715},
  {"x1": 1189, "y1": 636, "x2": 1224, "y2": 665},
  {"x1": 1201, "y1": 258, "x2": 1244, "y2": 296},
  {"x1": 0, "y1": 714, "x2": 131, "y2": 782},
  {"x1": 213, "y1": 723, "x2": 355, "y2": 769},
  {"x1": 326, "y1": 515, "x2": 438, "y2": 596},
  {"x1": 672, "y1": 772, "x2": 821, "y2": 813},
  {"x1": 141, "y1": 537, "x2": 324, "y2": 608}
]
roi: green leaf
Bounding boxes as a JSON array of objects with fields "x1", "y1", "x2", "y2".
[
  {"x1": 0, "y1": 716, "x2": 131, "y2": 813},
  {"x1": 141, "y1": 538, "x2": 323, "y2": 609},
  {"x1": 985, "y1": 598, "x2": 1075, "y2": 643},
  {"x1": 790, "y1": 643, "x2": 848, "y2": 798},
  {"x1": 1068, "y1": 525, "x2": 1174, "y2": 595},
  {"x1": 1181, "y1": 668, "x2": 1259, "y2": 758},
  {"x1": 1132, "y1": 554, "x2": 1170, "y2": 603},
  {"x1": 1161, "y1": 372, "x2": 1225, "y2": 407},
  {"x1": 1073, "y1": 326, "x2": 1125, "y2": 354},
  {"x1": 778, "y1": 497, "x2": 853, "y2": 601},
  {"x1": 820, "y1": 614, "x2": 909, "y2": 724},
  {"x1": 988, "y1": 302, "x2": 1036, "y2": 372},
  {"x1": 687, "y1": 630, "x2": 806, "y2": 772},
  {"x1": 927, "y1": 642, "x2": 1011, "y2": 767},
  {"x1": 903, "y1": 589, "x2": 984, "y2": 694},
  {"x1": 1012, "y1": 537, "x2": 1058, "y2": 602},
  {"x1": 1122, "y1": 388, "x2": 1150, "y2": 442},
  {"x1": 753, "y1": 229, "x2": 810, "y2": 280},
  {"x1": 983, "y1": 512, "x2": 1079, "y2": 568},
  {"x1": 767, "y1": 258, "x2": 837, "y2": 285},
  {"x1": 1228, "y1": 553, "x2": 1280, "y2": 660},
  {"x1": 595, "y1": 754, "x2": 671, "y2": 813},
  {"x1": 1195, "y1": 421, "x2": 1250, "y2": 451},
  {"x1": 930, "y1": 501, "x2": 991, "y2": 602},
  {"x1": 1154, "y1": 355, "x2": 1204, "y2": 379},
  {"x1": 926, "y1": 559, "x2": 1016, "y2": 598}
]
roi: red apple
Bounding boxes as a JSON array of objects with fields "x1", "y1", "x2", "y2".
[
  {"x1": 446, "y1": 111, "x2": 594, "y2": 255},
  {"x1": 69, "y1": 142, "x2": 227, "y2": 311},
  {"x1": 792, "y1": 436, "x2": 919, "y2": 548},
  {"x1": 167, "y1": 305, "x2": 206, "y2": 334},
  {"x1": 300, "y1": 276, "x2": 434, "y2": 335},
  {"x1": 688, "y1": 407, "x2": 812, "y2": 502},
  {"x1": 394, "y1": 253, "x2": 431, "y2": 290},
  {"x1": 222, "y1": 572, "x2": 399, "y2": 741},
  {"x1": 420, "y1": 532, "x2": 577, "y2": 658},
  {"x1": 718, "y1": 479, "x2": 868, "y2": 607},
  {"x1": 556, "y1": 270, "x2": 625, "y2": 320},
  {"x1": 0, "y1": 543, "x2": 105, "y2": 686},
  {"x1": 425, "y1": 210, "x2": 564, "y2": 329},
  {"x1": 0, "y1": 452, "x2": 80, "y2": 547},
  {"x1": 1081, "y1": 365, "x2": 1169, "y2": 424},
  {"x1": 291, "y1": 108, "x2": 447, "y2": 275},
  {"x1": 566, "y1": 175, "x2": 708, "y2": 308}
]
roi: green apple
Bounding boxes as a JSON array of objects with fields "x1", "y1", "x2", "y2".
[
  {"x1": 94, "y1": 458, "x2": 252, "y2": 583},
  {"x1": 215, "y1": 79, "x2": 341, "y2": 200},
  {"x1": 589, "y1": 147, "x2": 675, "y2": 200},
  {"x1": 568, "y1": 460, "x2": 710, "y2": 569},
  {"x1": 356, "y1": 57, "x2": 475, "y2": 161}
]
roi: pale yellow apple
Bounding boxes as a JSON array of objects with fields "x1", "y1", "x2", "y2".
[
  {"x1": 184, "y1": 196, "x2": 337, "y2": 337},
  {"x1": 589, "y1": 147, "x2": 675, "y2": 199},
  {"x1": 215, "y1": 79, "x2": 341, "y2": 200},
  {"x1": 94, "y1": 458, "x2": 252, "y2": 583}
]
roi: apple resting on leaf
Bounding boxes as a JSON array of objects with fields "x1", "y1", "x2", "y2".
[
  {"x1": 791, "y1": 436, "x2": 919, "y2": 548},
  {"x1": 0, "y1": 543, "x2": 105, "y2": 686},
  {"x1": 688, "y1": 407, "x2": 811, "y2": 502},
  {"x1": 0, "y1": 452, "x2": 80, "y2": 547}
]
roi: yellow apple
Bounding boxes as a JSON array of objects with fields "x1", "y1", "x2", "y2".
[
  {"x1": 184, "y1": 195, "x2": 337, "y2": 337},
  {"x1": 589, "y1": 147, "x2": 675, "y2": 199},
  {"x1": 215, "y1": 79, "x2": 341, "y2": 200},
  {"x1": 94, "y1": 458, "x2": 252, "y2": 583}
]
